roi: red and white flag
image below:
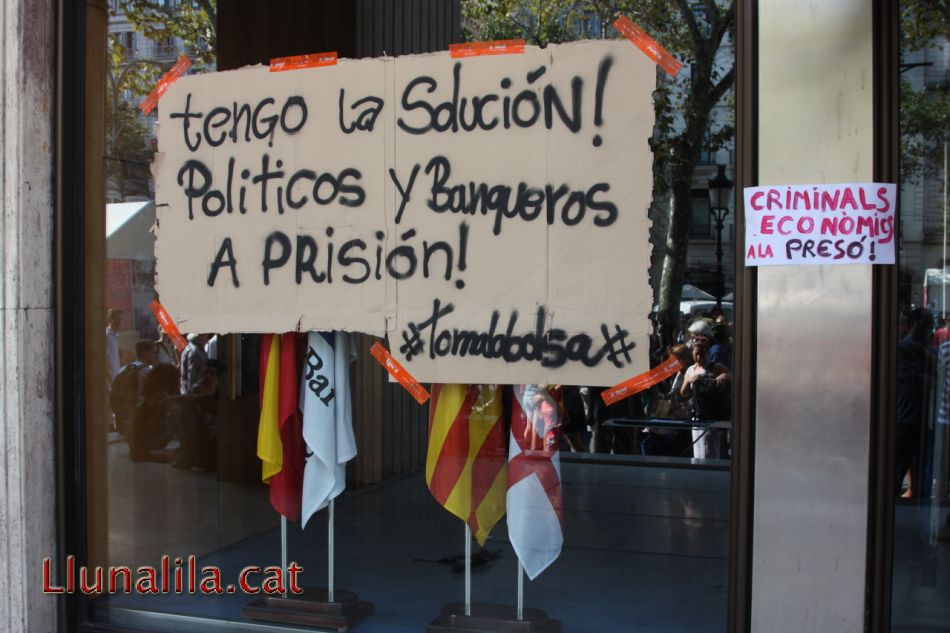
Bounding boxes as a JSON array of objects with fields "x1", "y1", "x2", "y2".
[
  {"x1": 300, "y1": 332, "x2": 357, "y2": 528},
  {"x1": 507, "y1": 385, "x2": 563, "y2": 580}
]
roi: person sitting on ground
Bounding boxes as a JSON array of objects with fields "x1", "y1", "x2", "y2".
[
  {"x1": 128, "y1": 363, "x2": 180, "y2": 462},
  {"x1": 109, "y1": 340, "x2": 158, "y2": 438}
]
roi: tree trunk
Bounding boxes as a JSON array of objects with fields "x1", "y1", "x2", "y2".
[
  {"x1": 654, "y1": 53, "x2": 728, "y2": 346},
  {"x1": 656, "y1": 169, "x2": 696, "y2": 346}
]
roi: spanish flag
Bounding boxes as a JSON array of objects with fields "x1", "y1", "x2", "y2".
[
  {"x1": 258, "y1": 333, "x2": 306, "y2": 521},
  {"x1": 258, "y1": 334, "x2": 283, "y2": 482},
  {"x1": 426, "y1": 384, "x2": 507, "y2": 545}
]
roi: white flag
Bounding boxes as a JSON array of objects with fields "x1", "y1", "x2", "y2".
[
  {"x1": 300, "y1": 332, "x2": 357, "y2": 528},
  {"x1": 507, "y1": 385, "x2": 563, "y2": 580}
]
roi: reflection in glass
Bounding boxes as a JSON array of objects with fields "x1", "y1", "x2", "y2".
[
  {"x1": 88, "y1": 2, "x2": 736, "y2": 632},
  {"x1": 892, "y1": 3, "x2": 950, "y2": 630}
]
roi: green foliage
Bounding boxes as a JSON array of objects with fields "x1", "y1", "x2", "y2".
[
  {"x1": 105, "y1": 87, "x2": 154, "y2": 199},
  {"x1": 901, "y1": 79, "x2": 950, "y2": 184},
  {"x1": 120, "y1": 0, "x2": 216, "y2": 65},
  {"x1": 105, "y1": 1, "x2": 216, "y2": 198},
  {"x1": 900, "y1": 0, "x2": 949, "y2": 184},
  {"x1": 462, "y1": 0, "x2": 735, "y2": 177},
  {"x1": 108, "y1": 32, "x2": 162, "y2": 97},
  {"x1": 901, "y1": 0, "x2": 949, "y2": 51},
  {"x1": 462, "y1": 0, "x2": 736, "y2": 332}
]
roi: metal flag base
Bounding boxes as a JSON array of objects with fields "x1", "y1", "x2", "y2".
[
  {"x1": 425, "y1": 602, "x2": 562, "y2": 633},
  {"x1": 242, "y1": 587, "x2": 374, "y2": 632}
]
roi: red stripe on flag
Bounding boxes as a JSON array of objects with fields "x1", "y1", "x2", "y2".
[
  {"x1": 428, "y1": 386, "x2": 478, "y2": 505},
  {"x1": 467, "y1": 412, "x2": 506, "y2": 529},
  {"x1": 269, "y1": 332, "x2": 304, "y2": 522},
  {"x1": 278, "y1": 333, "x2": 301, "y2": 431}
]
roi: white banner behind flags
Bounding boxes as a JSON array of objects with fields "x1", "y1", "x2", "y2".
[
  {"x1": 300, "y1": 332, "x2": 357, "y2": 527},
  {"x1": 507, "y1": 385, "x2": 563, "y2": 580}
]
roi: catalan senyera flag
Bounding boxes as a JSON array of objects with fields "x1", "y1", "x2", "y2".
[
  {"x1": 257, "y1": 334, "x2": 283, "y2": 483},
  {"x1": 507, "y1": 384, "x2": 564, "y2": 580},
  {"x1": 426, "y1": 384, "x2": 507, "y2": 546}
]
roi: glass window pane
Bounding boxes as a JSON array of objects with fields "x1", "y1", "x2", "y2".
[
  {"x1": 86, "y1": 3, "x2": 736, "y2": 632},
  {"x1": 892, "y1": 2, "x2": 950, "y2": 629}
]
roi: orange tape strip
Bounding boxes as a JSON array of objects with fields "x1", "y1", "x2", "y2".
[
  {"x1": 613, "y1": 16, "x2": 682, "y2": 77},
  {"x1": 370, "y1": 342, "x2": 431, "y2": 405},
  {"x1": 449, "y1": 39, "x2": 525, "y2": 58},
  {"x1": 269, "y1": 51, "x2": 338, "y2": 72},
  {"x1": 148, "y1": 299, "x2": 188, "y2": 353},
  {"x1": 139, "y1": 55, "x2": 192, "y2": 115},
  {"x1": 601, "y1": 356, "x2": 683, "y2": 407}
]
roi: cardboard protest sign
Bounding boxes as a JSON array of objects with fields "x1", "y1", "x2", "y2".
[
  {"x1": 744, "y1": 183, "x2": 896, "y2": 267},
  {"x1": 153, "y1": 41, "x2": 655, "y2": 386}
]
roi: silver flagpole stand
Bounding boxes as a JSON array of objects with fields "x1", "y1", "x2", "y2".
[
  {"x1": 328, "y1": 499, "x2": 336, "y2": 602},
  {"x1": 281, "y1": 516, "x2": 289, "y2": 598},
  {"x1": 425, "y1": 531, "x2": 561, "y2": 632},
  {"x1": 464, "y1": 524, "x2": 472, "y2": 616},
  {"x1": 516, "y1": 562, "x2": 524, "y2": 621},
  {"x1": 243, "y1": 501, "x2": 373, "y2": 629}
]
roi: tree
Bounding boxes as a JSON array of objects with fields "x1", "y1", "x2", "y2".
[
  {"x1": 900, "y1": 1, "x2": 949, "y2": 184},
  {"x1": 106, "y1": 33, "x2": 159, "y2": 199},
  {"x1": 105, "y1": 1, "x2": 217, "y2": 199},
  {"x1": 463, "y1": 0, "x2": 735, "y2": 344},
  {"x1": 120, "y1": 0, "x2": 216, "y2": 66}
]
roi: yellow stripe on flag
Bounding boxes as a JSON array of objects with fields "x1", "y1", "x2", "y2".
[
  {"x1": 257, "y1": 334, "x2": 283, "y2": 482},
  {"x1": 473, "y1": 466, "x2": 508, "y2": 545},
  {"x1": 425, "y1": 384, "x2": 468, "y2": 484}
]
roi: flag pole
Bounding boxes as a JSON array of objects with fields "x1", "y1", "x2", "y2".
[
  {"x1": 464, "y1": 523, "x2": 472, "y2": 616},
  {"x1": 281, "y1": 516, "x2": 288, "y2": 599},
  {"x1": 328, "y1": 498, "x2": 336, "y2": 602},
  {"x1": 516, "y1": 561, "x2": 524, "y2": 621}
]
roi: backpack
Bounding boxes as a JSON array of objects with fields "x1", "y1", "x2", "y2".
[
  {"x1": 110, "y1": 362, "x2": 145, "y2": 419},
  {"x1": 691, "y1": 372, "x2": 727, "y2": 421}
]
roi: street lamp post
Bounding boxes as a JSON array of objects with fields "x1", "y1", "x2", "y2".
[{"x1": 707, "y1": 164, "x2": 733, "y2": 307}]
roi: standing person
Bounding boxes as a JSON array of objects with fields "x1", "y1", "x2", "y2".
[
  {"x1": 176, "y1": 333, "x2": 221, "y2": 470},
  {"x1": 709, "y1": 322, "x2": 732, "y2": 370},
  {"x1": 105, "y1": 308, "x2": 122, "y2": 382},
  {"x1": 155, "y1": 326, "x2": 179, "y2": 368},
  {"x1": 681, "y1": 338, "x2": 730, "y2": 459},
  {"x1": 180, "y1": 333, "x2": 212, "y2": 396},
  {"x1": 933, "y1": 315, "x2": 949, "y2": 347},
  {"x1": 687, "y1": 318, "x2": 713, "y2": 348},
  {"x1": 896, "y1": 307, "x2": 936, "y2": 497},
  {"x1": 641, "y1": 344, "x2": 694, "y2": 457}
]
